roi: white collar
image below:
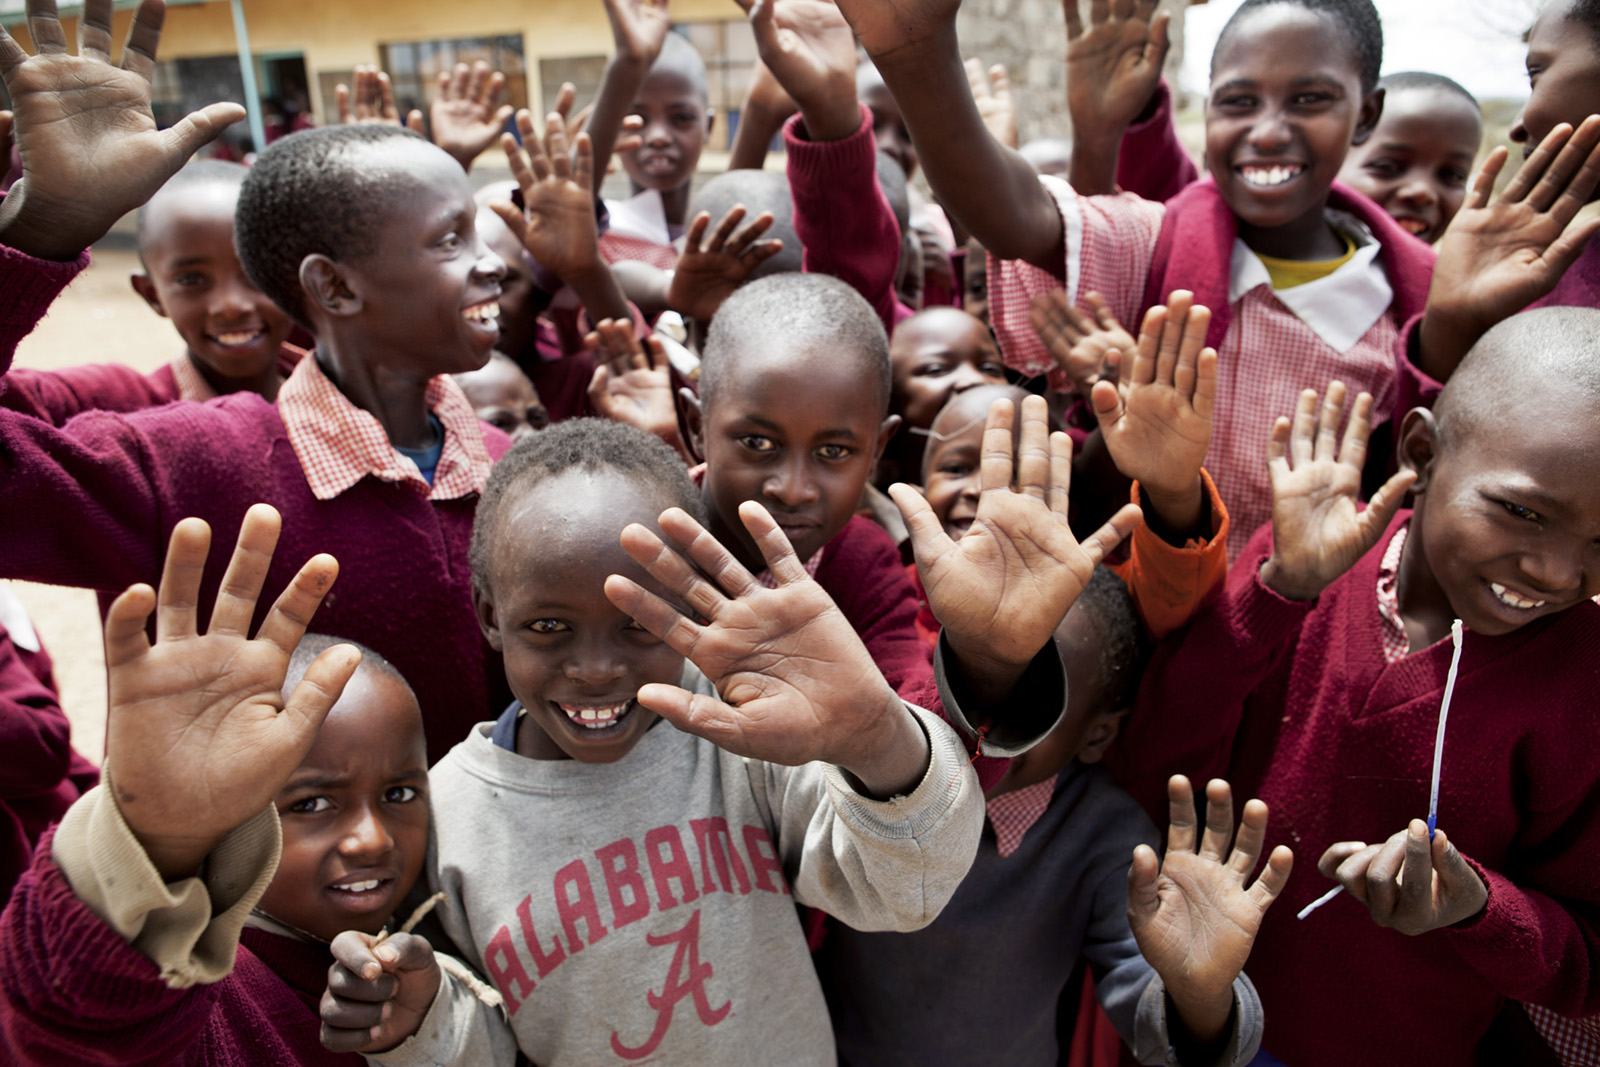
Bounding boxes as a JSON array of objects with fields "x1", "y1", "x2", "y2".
[
  {"x1": 0, "y1": 587, "x2": 40, "y2": 653},
  {"x1": 1229, "y1": 211, "x2": 1392, "y2": 354},
  {"x1": 605, "y1": 188, "x2": 673, "y2": 246}
]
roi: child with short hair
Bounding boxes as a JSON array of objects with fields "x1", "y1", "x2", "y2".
[
  {"x1": 319, "y1": 409, "x2": 1136, "y2": 1064},
  {"x1": 0, "y1": 505, "x2": 502, "y2": 1065},
  {"x1": 0, "y1": 8, "x2": 613, "y2": 762},
  {"x1": 453, "y1": 352, "x2": 549, "y2": 443},
  {"x1": 3, "y1": 159, "x2": 299, "y2": 424},
  {"x1": 1337, "y1": 72, "x2": 1482, "y2": 245},
  {"x1": 1116, "y1": 308, "x2": 1600, "y2": 1064},
  {"x1": 833, "y1": 0, "x2": 1442, "y2": 560}
]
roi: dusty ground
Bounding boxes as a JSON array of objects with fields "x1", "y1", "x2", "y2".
[{"x1": 9, "y1": 243, "x2": 175, "y2": 765}]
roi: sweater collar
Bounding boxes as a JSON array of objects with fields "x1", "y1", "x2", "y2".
[
  {"x1": 277, "y1": 354, "x2": 492, "y2": 502},
  {"x1": 1228, "y1": 211, "x2": 1392, "y2": 354}
]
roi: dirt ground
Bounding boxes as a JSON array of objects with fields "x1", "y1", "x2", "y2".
[{"x1": 8, "y1": 243, "x2": 176, "y2": 765}]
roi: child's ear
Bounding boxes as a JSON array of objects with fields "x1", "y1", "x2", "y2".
[
  {"x1": 1074, "y1": 709, "x2": 1126, "y2": 765},
  {"x1": 1351, "y1": 86, "x2": 1386, "y2": 147},
  {"x1": 300, "y1": 254, "x2": 363, "y2": 319},
  {"x1": 471, "y1": 580, "x2": 505, "y2": 651},
  {"x1": 873, "y1": 414, "x2": 903, "y2": 463},
  {"x1": 680, "y1": 387, "x2": 706, "y2": 465},
  {"x1": 1397, "y1": 405, "x2": 1440, "y2": 494},
  {"x1": 130, "y1": 274, "x2": 168, "y2": 318}
]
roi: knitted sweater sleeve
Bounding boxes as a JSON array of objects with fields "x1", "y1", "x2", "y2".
[
  {"x1": 1114, "y1": 81, "x2": 1201, "y2": 205},
  {"x1": 1105, "y1": 521, "x2": 1314, "y2": 818},
  {"x1": 0, "y1": 623, "x2": 73, "y2": 800},
  {"x1": 2, "y1": 362, "x2": 178, "y2": 425},
  {"x1": 785, "y1": 105, "x2": 910, "y2": 337}
]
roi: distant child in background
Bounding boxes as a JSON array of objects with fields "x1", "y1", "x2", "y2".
[
  {"x1": 1118, "y1": 308, "x2": 1600, "y2": 1065},
  {"x1": 2, "y1": 160, "x2": 298, "y2": 424},
  {"x1": 454, "y1": 352, "x2": 549, "y2": 443},
  {"x1": 587, "y1": 0, "x2": 713, "y2": 270},
  {"x1": 880, "y1": 306, "x2": 1010, "y2": 487},
  {"x1": 0, "y1": 506, "x2": 500, "y2": 1065},
  {"x1": 1338, "y1": 72, "x2": 1482, "y2": 244}
]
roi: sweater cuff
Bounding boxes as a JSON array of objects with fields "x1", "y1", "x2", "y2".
[
  {"x1": 1135, "y1": 973, "x2": 1264, "y2": 1067},
  {"x1": 0, "y1": 235, "x2": 89, "y2": 340},
  {"x1": 824, "y1": 702, "x2": 977, "y2": 838},
  {"x1": 1236, "y1": 560, "x2": 1318, "y2": 642},
  {"x1": 782, "y1": 104, "x2": 875, "y2": 184},
  {"x1": 931, "y1": 630, "x2": 1066, "y2": 757},
  {"x1": 52, "y1": 781, "x2": 281, "y2": 988},
  {"x1": 1124, "y1": 472, "x2": 1230, "y2": 639}
]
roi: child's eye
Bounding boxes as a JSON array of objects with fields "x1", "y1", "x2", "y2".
[
  {"x1": 738, "y1": 434, "x2": 777, "y2": 453},
  {"x1": 1500, "y1": 500, "x2": 1544, "y2": 524},
  {"x1": 979, "y1": 360, "x2": 1008, "y2": 378},
  {"x1": 438, "y1": 232, "x2": 463, "y2": 252},
  {"x1": 529, "y1": 618, "x2": 570, "y2": 634},
  {"x1": 671, "y1": 111, "x2": 700, "y2": 128},
  {"x1": 1214, "y1": 93, "x2": 1257, "y2": 111},
  {"x1": 173, "y1": 272, "x2": 209, "y2": 289},
  {"x1": 384, "y1": 785, "x2": 420, "y2": 804},
  {"x1": 816, "y1": 444, "x2": 853, "y2": 461},
  {"x1": 937, "y1": 462, "x2": 975, "y2": 477},
  {"x1": 1363, "y1": 158, "x2": 1403, "y2": 178},
  {"x1": 1441, "y1": 168, "x2": 1470, "y2": 187},
  {"x1": 913, "y1": 361, "x2": 952, "y2": 377},
  {"x1": 1290, "y1": 92, "x2": 1335, "y2": 108},
  {"x1": 288, "y1": 796, "x2": 333, "y2": 815}
]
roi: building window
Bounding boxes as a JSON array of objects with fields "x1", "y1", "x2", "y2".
[
  {"x1": 676, "y1": 20, "x2": 757, "y2": 152},
  {"x1": 378, "y1": 34, "x2": 530, "y2": 123}
]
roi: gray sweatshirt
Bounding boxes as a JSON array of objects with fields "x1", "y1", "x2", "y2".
[{"x1": 374, "y1": 668, "x2": 985, "y2": 1067}]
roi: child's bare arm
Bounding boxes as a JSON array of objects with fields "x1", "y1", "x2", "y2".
[
  {"x1": 728, "y1": 57, "x2": 797, "y2": 170},
  {"x1": 1417, "y1": 117, "x2": 1600, "y2": 380},
  {"x1": 0, "y1": 0, "x2": 244, "y2": 261},
  {"x1": 830, "y1": 0, "x2": 1064, "y2": 269},
  {"x1": 585, "y1": 0, "x2": 673, "y2": 199},
  {"x1": 495, "y1": 109, "x2": 632, "y2": 326},
  {"x1": 1129, "y1": 777, "x2": 1291, "y2": 1053},
  {"x1": 586, "y1": 319, "x2": 690, "y2": 458},
  {"x1": 1063, "y1": 0, "x2": 1171, "y2": 196},
  {"x1": 107, "y1": 504, "x2": 356, "y2": 881},
  {"x1": 606, "y1": 504, "x2": 930, "y2": 798},
  {"x1": 746, "y1": 0, "x2": 862, "y2": 144},
  {"x1": 666, "y1": 205, "x2": 784, "y2": 324},
  {"x1": 1087, "y1": 290, "x2": 1217, "y2": 535},
  {"x1": 427, "y1": 61, "x2": 514, "y2": 173},
  {"x1": 1260, "y1": 383, "x2": 1417, "y2": 602},
  {"x1": 889, "y1": 395, "x2": 1144, "y2": 707}
]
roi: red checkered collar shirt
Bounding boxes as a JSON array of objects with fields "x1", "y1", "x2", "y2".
[{"x1": 277, "y1": 354, "x2": 493, "y2": 502}]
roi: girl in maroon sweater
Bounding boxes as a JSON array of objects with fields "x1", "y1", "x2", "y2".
[{"x1": 0, "y1": 505, "x2": 459, "y2": 1066}]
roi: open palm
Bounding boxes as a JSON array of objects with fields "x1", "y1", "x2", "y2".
[
  {"x1": 429, "y1": 61, "x2": 513, "y2": 169},
  {"x1": 667, "y1": 205, "x2": 783, "y2": 322},
  {"x1": 1064, "y1": 0, "x2": 1170, "y2": 134},
  {"x1": 494, "y1": 109, "x2": 599, "y2": 280},
  {"x1": 1128, "y1": 777, "x2": 1291, "y2": 1005},
  {"x1": 0, "y1": 0, "x2": 244, "y2": 259}
]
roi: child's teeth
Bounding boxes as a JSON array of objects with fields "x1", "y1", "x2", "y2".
[
  {"x1": 212, "y1": 330, "x2": 262, "y2": 346},
  {"x1": 335, "y1": 879, "x2": 381, "y2": 892},
  {"x1": 559, "y1": 701, "x2": 629, "y2": 729},
  {"x1": 1243, "y1": 165, "x2": 1301, "y2": 187},
  {"x1": 1490, "y1": 582, "x2": 1545, "y2": 610}
]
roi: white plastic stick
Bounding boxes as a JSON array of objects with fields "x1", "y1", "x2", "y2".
[
  {"x1": 1427, "y1": 620, "x2": 1465, "y2": 840},
  {"x1": 1296, "y1": 884, "x2": 1345, "y2": 920}
]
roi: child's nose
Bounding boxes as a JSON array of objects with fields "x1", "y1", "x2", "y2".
[
  {"x1": 563, "y1": 643, "x2": 628, "y2": 685},
  {"x1": 209, "y1": 277, "x2": 257, "y2": 318},
  {"x1": 764, "y1": 457, "x2": 820, "y2": 508},
  {"x1": 473, "y1": 244, "x2": 507, "y2": 284},
  {"x1": 1395, "y1": 179, "x2": 1437, "y2": 208},
  {"x1": 339, "y1": 804, "x2": 395, "y2": 860},
  {"x1": 1509, "y1": 109, "x2": 1529, "y2": 144},
  {"x1": 1519, "y1": 546, "x2": 1585, "y2": 597},
  {"x1": 1246, "y1": 111, "x2": 1293, "y2": 152},
  {"x1": 948, "y1": 363, "x2": 988, "y2": 393}
]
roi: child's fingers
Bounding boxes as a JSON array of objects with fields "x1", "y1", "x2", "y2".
[
  {"x1": 1192, "y1": 348, "x2": 1218, "y2": 425},
  {"x1": 1089, "y1": 377, "x2": 1124, "y2": 430},
  {"x1": 1197, "y1": 778, "x2": 1235, "y2": 862},
  {"x1": 615, "y1": 517, "x2": 742, "y2": 617},
  {"x1": 645, "y1": 336, "x2": 671, "y2": 372},
  {"x1": 1247, "y1": 845, "x2": 1295, "y2": 911},
  {"x1": 465, "y1": 60, "x2": 490, "y2": 104},
  {"x1": 633, "y1": 683, "x2": 745, "y2": 749},
  {"x1": 1430, "y1": 829, "x2": 1483, "y2": 898},
  {"x1": 1356, "y1": 468, "x2": 1418, "y2": 546},
  {"x1": 727, "y1": 210, "x2": 776, "y2": 255},
  {"x1": 1360, "y1": 830, "x2": 1411, "y2": 919},
  {"x1": 1125, "y1": 842, "x2": 1161, "y2": 917},
  {"x1": 404, "y1": 109, "x2": 424, "y2": 135},
  {"x1": 1078, "y1": 503, "x2": 1142, "y2": 568},
  {"x1": 1086, "y1": 291, "x2": 1118, "y2": 332},
  {"x1": 1164, "y1": 774, "x2": 1198, "y2": 854},
  {"x1": 1153, "y1": 290, "x2": 1192, "y2": 387},
  {"x1": 587, "y1": 365, "x2": 617, "y2": 417},
  {"x1": 888, "y1": 482, "x2": 957, "y2": 560},
  {"x1": 489, "y1": 197, "x2": 527, "y2": 245},
  {"x1": 1049, "y1": 429, "x2": 1073, "y2": 520},
  {"x1": 571, "y1": 131, "x2": 595, "y2": 194},
  {"x1": 78, "y1": 0, "x2": 114, "y2": 62},
  {"x1": 742, "y1": 239, "x2": 785, "y2": 271},
  {"x1": 964, "y1": 57, "x2": 989, "y2": 100},
  {"x1": 1461, "y1": 145, "x2": 1507, "y2": 214},
  {"x1": 1502, "y1": 123, "x2": 1573, "y2": 205},
  {"x1": 1173, "y1": 302, "x2": 1210, "y2": 395},
  {"x1": 280, "y1": 641, "x2": 361, "y2": 750},
  {"x1": 978, "y1": 397, "x2": 1019, "y2": 495},
  {"x1": 329, "y1": 929, "x2": 391, "y2": 989},
  {"x1": 1540, "y1": 212, "x2": 1600, "y2": 283},
  {"x1": 254, "y1": 552, "x2": 341, "y2": 656},
  {"x1": 682, "y1": 211, "x2": 712, "y2": 255},
  {"x1": 1265, "y1": 415, "x2": 1292, "y2": 475},
  {"x1": 706, "y1": 205, "x2": 749, "y2": 254},
  {"x1": 1317, "y1": 840, "x2": 1370, "y2": 878},
  {"x1": 989, "y1": 64, "x2": 1011, "y2": 99},
  {"x1": 154, "y1": 516, "x2": 213, "y2": 642},
  {"x1": 1227, "y1": 797, "x2": 1270, "y2": 876},
  {"x1": 738, "y1": 500, "x2": 811, "y2": 585},
  {"x1": 1333, "y1": 388, "x2": 1369, "y2": 469},
  {"x1": 103, "y1": 584, "x2": 157, "y2": 670},
  {"x1": 541, "y1": 111, "x2": 571, "y2": 179},
  {"x1": 1313, "y1": 381, "x2": 1347, "y2": 465},
  {"x1": 604, "y1": 574, "x2": 708, "y2": 654},
  {"x1": 1014, "y1": 394, "x2": 1052, "y2": 502},
  {"x1": 208, "y1": 502, "x2": 283, "y2": 637},
  {"x1": 1130, "y1": 304, "x2": 1165, "y2": 387},
  {"x1": 1287, "y1": 388, "x2": 1319, "y2": 469},
  {"x1": 1064, "y1": 0, "x2": 1084, "y2": 40},
  {"x1": 1526, "y1": 114, "x2": 1600, "y2": 215},
  {"x1": 335, "y1": 83, "x2": 353, "y2": 125},
  {"x1": 1396, "y1": 820, "x2": 1433, "y2": 918}
]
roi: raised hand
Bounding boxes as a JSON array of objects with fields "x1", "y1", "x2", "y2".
[
  {"x1": 1087, "y1": 290, "x2": 1217, "y2": 533},
  {"x1": 1317, "y1": 822, "x2": 1487, "y2": 936},
  {"x1": 428, "y1": 60, "x2": 514, "y2": 172},
  {"x1": 1064, "y1": 0, "x2": 1171, "y2": 195},
  {"x1": 586, "y1": 319, "x2": 686, "y2": 455},
  {"x1": 605, "y1": 503, "x2": 930, "y2": 798},
  {"x1": 965, "y1": 57, "x2": 1017, "y2": 150},
  {"x1": 335, "y1": 65, "x2": 421, "y2": 130},
  {"x1": 888, "y1": 394, "x2": 1144, "y2": 685},
  {"x1": 666, "y1": 205, "x2": 785, "y2": 322},
  {"x1": 1260, "y1": 383, "x2": 1417, "y2": 602},
  {"x1": 0, "y1": 0, "x2": 245, "y2": 260},
  {"x1": 745, "y1": 0, "x2": 860, "y2": 142},
  {"x1": 320, "y1": 931, "x2": 441, "y2": 1054},
  {"x1": 605, "y1": 0, "x2": 673, "y2": 65},
  {"x1": 1030, "y1": 289, "x2": 1136, "y2": 395},
  {"x1": 1129, "y1": 777, "x2": 1292, "y2": 1045},
  {"x1": 830, "y1": 0, "x2": 963, "y2": 62},
  {"x1": 1418, "y1": 115, "x2": 1600, "y2": 379},
  {"x1": 493, "y1": 108, "x2": 601, "y2": 282},
  {"x1": 104, "y1": 503, "x2": 358, "y2": 882}
]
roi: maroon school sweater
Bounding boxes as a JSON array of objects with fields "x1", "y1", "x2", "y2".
[
  {"x1": 0, "y1": 837, "x2": 365, "y2": 1066},
  {"x1": 2, "y1": 348, "x2": 303, "y2": 424},
  {"x1": 1109, "y1": 513, "x2": 1600, "y2": 1065},
  {"x1": 0, "y1": 243, "x2": 511, "y2": 764}
]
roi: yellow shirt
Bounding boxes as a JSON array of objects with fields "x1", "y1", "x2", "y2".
[{"x1": 1255, "y1": 231, "x2": 1358, "y2": 290}]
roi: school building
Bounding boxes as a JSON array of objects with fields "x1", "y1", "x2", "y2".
[{"x1": 0, "y1": 0, "x2": 759, "y2": 153}]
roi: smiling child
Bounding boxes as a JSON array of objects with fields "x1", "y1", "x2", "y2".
[{"x1": 1116, "y1": 308, "x2": 1600, "y2": 1064}]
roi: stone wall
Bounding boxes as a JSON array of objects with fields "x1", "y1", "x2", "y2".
[{"x1": 954, "y1": 0, "x2": 1190, "y2": 147}]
